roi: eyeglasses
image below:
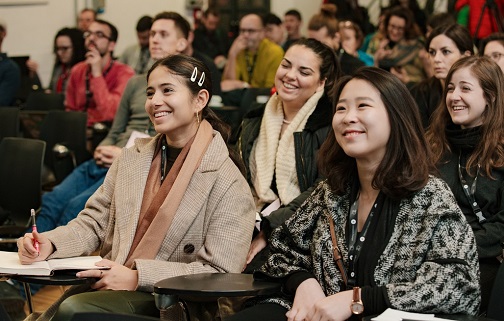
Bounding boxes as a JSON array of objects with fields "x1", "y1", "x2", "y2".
[
  {"x1": 487, "y1": 52, "x2": 504, "y2": 62},
  {"x1": 83, "y1": 31, "x2": 111, "y2": 40},
  {"x1": 239, "y1": 28, "x2": 261, "y2": 35},
  {"x1": 388, "y1": 24, "x2": 405, "y2": 32},
  {"x1": 55, "y1": 46, "x2": 72, "y2": 52}
]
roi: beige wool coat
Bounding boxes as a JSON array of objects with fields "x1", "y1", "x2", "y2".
[{"x1": 30, "y1": 131, "x2": 255, "y2": 320}]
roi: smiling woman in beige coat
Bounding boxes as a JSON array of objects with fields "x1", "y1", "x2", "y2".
[{"x1": 17, "y1": 54, "x2": 256, "y2": 321}]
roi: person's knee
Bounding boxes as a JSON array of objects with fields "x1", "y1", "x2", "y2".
[{"x1": 52, "y1": 295, "x2": 89, "y2": 321}]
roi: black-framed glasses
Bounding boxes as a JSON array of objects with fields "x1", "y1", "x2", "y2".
[
  {"x1": 487, "y1": 52, "x2": 504, "y2": 62},
  {"x1": 83, "y1": 31, "x2": 111, "y2": 40},
  {"x1": 239, "y1": 28, "x2": 261, "y2": 35},
  {"x1": 55, "y1": 46, "x2": 72, "y2": 52}
]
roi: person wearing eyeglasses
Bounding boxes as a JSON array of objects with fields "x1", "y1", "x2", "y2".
[
  {"x1": 480, "y1": 32, "x2": 504, "y2": 72},
  {"x1": 221, "y1": 14, "x2": 284, "y2": 91},
  {"x1": 370, "y1": 6, "x2": 426, "y2": 85},
  {"x1": 46, "y1": 28, "x2": 87, "y2": 94},
  {"x1": 65, "y1": 19, "x2": 135, "y2": 128}
]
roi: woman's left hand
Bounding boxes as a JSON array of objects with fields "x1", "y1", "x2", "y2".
[
  {"x1": 306, "y1": 290, "x2": 353, "y2": 321},
  {"x1": 76, "y1": 259, "x2": 138, "y2": 291}
]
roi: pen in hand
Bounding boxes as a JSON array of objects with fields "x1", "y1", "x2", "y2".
[{"x1": 31, "y1": 209, "x2": 39, "y2": 253}]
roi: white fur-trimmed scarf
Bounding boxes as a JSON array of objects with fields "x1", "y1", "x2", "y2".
[{"x1": 250, "y1": 90, "x2": 324, "y2": 209}]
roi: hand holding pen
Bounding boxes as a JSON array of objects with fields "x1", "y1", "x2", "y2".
[
  {"x1": 17, "y1": 210, "x2": 54, "y2": 264},
  {"x1": 31, "y1": 209, "x2": 39, "y2": 254}
]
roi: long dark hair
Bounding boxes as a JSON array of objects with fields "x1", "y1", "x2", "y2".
[
  {"x1": 318, "y1": 67, "x2": 433, "y2": 199},
  {"x1": 426, "y1": 23, "x2": 473, "y2": 55},
  {"x1": 147, "y1": 54, "x2": 245, "y2": 174},
  {"x1": 426, "y1": 56, "x2": 504, "y2": 177},
  {"x1": 53, "y1": 27, "x2": 86, "y2": 67}
]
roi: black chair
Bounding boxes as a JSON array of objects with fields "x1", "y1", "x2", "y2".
[
  {"x1": 486, "y1": 262, "x2": 504, "y2": 320},
  {"x1": 23, "y1": 92, "x2": 65, "y2": 111},
  {"x1": 0, "y1": 107, "x2": 20, "y2": 141},
  {"x1": 239, "y1": 87, "x2": 271, "y2": 115},
  {"x1": 0, "y1": 138, "x2": 45, "y2": 245},
  {"x1": 39, "y1": 110, "x2": 91, "y2": 186},
  {"x1": 70, "y1": 312, "x2": 160, "y2": 321}
]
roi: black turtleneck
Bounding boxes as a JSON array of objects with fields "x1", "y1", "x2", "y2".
[{"x1": 438, "y1": 124, "x2": 504, "y2": 259}]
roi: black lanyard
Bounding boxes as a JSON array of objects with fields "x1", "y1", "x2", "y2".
[
  {"x1": 458, "y1": 154, "x2": 485, "y2": 223},
  {"x1": 245, "y1": 50, "x2": 258, "y2": 83},
  {"x1": 347, "y1": 192, "x2": 382, "y2": 287},
  {"x1": 85, "y1": 59, "x2": 114, "y2": 109}
]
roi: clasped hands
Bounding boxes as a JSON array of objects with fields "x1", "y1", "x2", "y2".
[
  {"x1": 286, "y1": 278, "x2": 354, "y2": 321},
  {"x1": 17, "y1": 230, "x2": 138, "y2": 291}
]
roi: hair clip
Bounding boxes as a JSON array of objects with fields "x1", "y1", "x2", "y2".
[
  {"x1": 190, "y1": 66, "x2": 205, "y2": 87},
  {"x1": 191, "y1": 67, "x2": 198, "y2": 82},
  {"x1": 197, "y1": 72, "x2": 205, "y2": 87}
]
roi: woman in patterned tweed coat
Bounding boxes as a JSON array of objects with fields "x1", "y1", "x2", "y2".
[
  {"x1": 227, "y1": 67, "x2": 480, "y2": 321},
  {"x1": 17, "y1": 55, "x2": 256, "y2": 321}
]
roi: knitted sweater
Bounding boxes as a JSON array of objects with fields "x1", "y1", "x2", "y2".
[{"x1": 256, "y1": 177, "x2": 480, "y2": 316}]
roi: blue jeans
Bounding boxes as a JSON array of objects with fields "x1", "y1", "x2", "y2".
[{"x1": 36, "y1": 159, "x2": 108, "y2": 233}]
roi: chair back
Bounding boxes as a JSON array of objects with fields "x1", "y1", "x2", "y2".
[
  {"x1": 0, "y1": 107, "x2": 20, "y2": 141},
  {"x1": 0, "y1": 137, "x2": 45, "y2": 226},
  {"x1": 240, "y1": 87, "x2": 271, "y2": 115},
  {"x1": 24, "y1": 92, "x2": 65, "y2": 111},
  {"x1": 39, "y1": 110, "x2": 91, "y2": 183},
  {"x1": 487, "y1": 262, "x2": 504, "y2": 320}
]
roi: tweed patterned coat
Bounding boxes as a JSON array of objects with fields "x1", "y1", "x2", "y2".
[
  {"x1": 258, "y1": 177, "x2": 481, "y2": 315},
  {"x1": 31, "y1": 131, "x2": 255, "y2": 321}
]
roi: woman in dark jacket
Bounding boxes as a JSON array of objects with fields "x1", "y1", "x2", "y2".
[
  {"x1": 238, "y1": 38, "x2": 341, "y2": 271},
  {"x1": 410, "y1": 23, "x2": 473, "y2": 128},
  {"x1": 427, "y1": 55, "x2": 504, "y2": 311}
]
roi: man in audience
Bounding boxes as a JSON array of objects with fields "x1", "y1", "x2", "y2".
[
  {"x1": 283, "y1": 9, "x2": 303, "y2": 50},
  {"x1": 264, "y1": 13, "x2": 287, "y2": 50},
  {"x1": 77, "y1": 8, "x2": 96, "y2": 32},
  {"x1": 193, "y1": 7, "x2": 229, "y2": 70},
  {"x1": 150, "y1": 11, "x2": 222, "y2": 95},
  {"x1": 222, "y1": 13, "x2": 283, "y2": 91},
  {"x1": 119, "y1": 15, "x2": 152, "y2": 74},
  {"x1": 0, "y1": 19, "x2": 20, "y2": 106},
  {"x1": 65, "y1": 19, "x2": 134, "y2": 128},
  {"x1": 34, "y1": 10, "x2": 220, "y2": 235},
  {"x1": 307, "y1": 9, "x2": 364, "y2": 75}
]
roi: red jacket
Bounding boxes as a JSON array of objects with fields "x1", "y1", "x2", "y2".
[
  {"x1": 65, "y1": 59, "x2": 134, "y2": 126},
  {"x1": 455, "y1": 0, "x2": 504, "y2": 39}
]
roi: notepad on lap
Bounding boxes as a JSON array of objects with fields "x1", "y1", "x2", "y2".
[{"x1": 0, "y1": 251, "x2": 105, "y2": 276}]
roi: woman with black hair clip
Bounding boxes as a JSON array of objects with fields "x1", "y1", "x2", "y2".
[
  {"x1": 228, "y1": 67, "x2": 480, "y2": 321},
  {"x1": 427, "y1": 55, "x2": 504, "y2": 312}
]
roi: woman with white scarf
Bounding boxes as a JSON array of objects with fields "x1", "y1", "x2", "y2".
[{"x1": 237, "y1": 38, "x2": 341, "y2": 271}]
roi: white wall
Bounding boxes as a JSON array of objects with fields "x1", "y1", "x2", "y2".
[{"x1": 0, "y1": 0, "x2": 342, "y2": 87}]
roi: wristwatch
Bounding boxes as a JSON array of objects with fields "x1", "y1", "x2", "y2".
[{"x1": 350, "y1": 286, "x2": 364, "y2": 315}]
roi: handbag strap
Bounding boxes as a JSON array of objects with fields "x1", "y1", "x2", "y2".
[{"x1": 329, "y1": 216, "x2": 348, "y2": 287}]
